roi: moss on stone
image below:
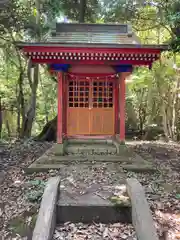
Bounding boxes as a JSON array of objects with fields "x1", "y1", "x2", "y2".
[{"x1": 8, "y1": 213, "x2": 37, "y2": 237}]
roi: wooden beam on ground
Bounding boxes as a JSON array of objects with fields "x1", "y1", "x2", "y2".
[
  {"x1": 32, "y1": 176, "x2": 60, "y2": 240},
  {"x1": 126, "y1": 178, "x2": 159, "y2": 240}
]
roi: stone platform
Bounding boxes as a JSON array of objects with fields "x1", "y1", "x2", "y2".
[
  {"x1": 27, "y1": 140, "x2": 156, "y2": 231},
  {"x1": 25, "y1": 141, "x2": 155, "y2": 173}
]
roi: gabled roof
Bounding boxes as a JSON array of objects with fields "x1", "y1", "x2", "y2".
[
  {"x1": 46, "y1": 23, "x2": 141, "y2": 45},
  {"x1": 15, "y1": 23, "x2": 169, "y2": 67}
]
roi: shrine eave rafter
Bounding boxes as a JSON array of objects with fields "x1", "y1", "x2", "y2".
[
  {"x1": 16, "y1": 41, "x2": 169, "y2": 50},
  {"x1": 16, "y1": 41, "x2": 169, "y2": 66}
]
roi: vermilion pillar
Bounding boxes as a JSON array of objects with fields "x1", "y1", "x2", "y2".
[
  {"x1": 57, "y1": 71, "x2": 63, "y2": 143},
  {"x1": 119, "y1": 72, "x2": 131, "y2": 142}
]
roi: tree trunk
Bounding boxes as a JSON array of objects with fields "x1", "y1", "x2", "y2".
[
  {"x1": 35, "y1": 116, "x2": 57, "y2": 141},
  {"x1": 16, "y1": 72, "x2": 26, "y2": 138},
  {"x1": 39, "y1": 75, "x2": 49, "y2": 123},
  {"x1": 79, "y1": 0, "x2": 86, "y2": 23},
  {"x1": 0, "y1": 97, "x2": 2, "y2": 138},
  {"x1": 22, "y1": 64, "x2": 39, "y2": 138},
  {"x1": 155, "y1": 74, "x2": 170, "y2": 141},
  {"x1": 172, "y1": 68, "x2": 180, "y2": 140},
  {"x1": 16, "y1": 84, "x2": 20, "y2": 138},
  {"x1": 6, "y1": 119, "x2": 10, "y2": 137},
  {"x1": 161, "y1": 106, "x2": 170, "y2": 141},
  {"x1": 20, "y1": 0, "x2": 41, "y2": 138}
]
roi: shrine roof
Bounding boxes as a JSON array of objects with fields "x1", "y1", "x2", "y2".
[
  {"x1": 46, "y1": 23, "x2": 140, "y2": 45},
  {"x1": 15, "y1": 23, "x2": 168, "y2": 67},
  {"x1": 16, "y1": 23, "x2": 168, "y2": 50}
]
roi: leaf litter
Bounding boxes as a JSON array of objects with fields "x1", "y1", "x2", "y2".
[
  {"x1": 53, "y1": 222, "x2": 137, "y2": 240},
  {"x1": 0, "y1": 140, "x2": 180, "y2": 239}
]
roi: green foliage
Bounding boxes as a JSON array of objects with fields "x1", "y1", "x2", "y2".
[
  {"x1": 170, "y1": 37, "x2": 180, "y2": 53},
  {"x1": 102, "y1": 0, "x2": 180, "y2": 51},
  {"x1": 109, "y1": 196, "x2": 131, "y2": 207},
  {"x1": 1, "y1": 0, "x2": 180, "y2": 141},
  {"x1": 126, "y1": 55, "x2": 180, "y2": 140},
  {"x1": 59, "y1": 0, "x2": 100, "y2": 23},
  {"x1": 176, "y1": 194, "x2": 180, "y2": 199},
  {"x1": 0, "y1": 0, "x2": 101, "y2": 139},
  {"x1": 25, "y1": 180, "x2": 46, "y2": 202},
  {"x1": 100, "y1": 0, "x2": 180, "y2": 138}
]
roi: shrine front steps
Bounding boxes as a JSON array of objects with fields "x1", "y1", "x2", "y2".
[
  {"x1": 25, "y1": 155, "x2": 156, "y2": 174},
  {"x1": 33, "y1": 178, "x2": 159, "y2": 240},
  {"x1": 65, "y1": 139, "x2": 117, "y2": 155},
  {"x1": 65, "y1": 143, "x2": 117, "y2": 155},
  {"x1": 25, "y1": 140, "x2": 157, "y2": 173},
  {"x1": 57, "y1": 185, "x2": 132, "y2": 224}
]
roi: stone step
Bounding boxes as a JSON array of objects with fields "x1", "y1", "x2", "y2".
[
  {"x1": 67, "y1": 138, "x2": 114, "y2": 145},
  {"x1": 57, "y1": 204, "x2": 131, "y2": 224},
  {"x1": 65, "y1": 144, "x2": 117, "y2": 155},
  {"x1": 25, "y1": 164, "x2": 62, "y2": 173},
  {"x1": 122, "y1": 164, "x2": 156, "y2": 173},
  {"x1": 37, "y1": 155, "x2": 135, "y2": 164},
  {"x1": 25, "y1": 162, "x2": 155, "y2": 173},
  {"x1": 57, "y1": 187, "x2": 131, "y2": 224}
]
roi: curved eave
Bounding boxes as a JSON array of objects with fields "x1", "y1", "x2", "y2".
[
  {"x1": 15, "y1": 41, "x2": 169, "y2": 51},
  {"x1": 15, "y1": 41, "x2": 169, "y2": 67}
]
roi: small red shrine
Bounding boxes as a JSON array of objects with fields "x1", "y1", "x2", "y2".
[{"x1": 16, "y1": 23, "x2": 168, "y2": 144}]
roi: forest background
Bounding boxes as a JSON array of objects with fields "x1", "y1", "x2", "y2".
[{"x1": 1, "y1": 0, "x2": 180, "y2": 142}]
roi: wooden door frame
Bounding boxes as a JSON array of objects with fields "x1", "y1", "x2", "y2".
[{"x1": 65, "y1": 75, "x2": 118, "y2": 137}]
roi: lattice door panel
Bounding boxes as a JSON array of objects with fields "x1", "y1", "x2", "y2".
[
  {"x1": 67, "y1": 79, "x2": 91, "y2": 135},
  {"x1": 68, "y1": 80, "x2": 90, "y2": 108},
  {"x1": 92, "y1": 80, "x2": 114, "y2": 108},
  {"x1": 91, "y1": 80, "x2": 114, "y2": 135}
]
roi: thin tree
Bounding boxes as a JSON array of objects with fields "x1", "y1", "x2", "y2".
[{"x1": 79, "y1": 0, "x2": 86, "y2": 23}]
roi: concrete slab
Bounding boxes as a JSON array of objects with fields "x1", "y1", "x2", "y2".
[
  {"x1": 122, "y1": 164, "x2": 156, "y2": 173},
  {"x1": 57, "y1": 205, "x2": 131, "y2": 224},
  {"x1": 57, "y1": 183, "x2": 131, "y2": 224},
  {"x1": 36, "y1": 155, "x2": 140, "y2": 164},
  {"x1": 25, "y1": 164, "x2": 62, "y2": 173}
]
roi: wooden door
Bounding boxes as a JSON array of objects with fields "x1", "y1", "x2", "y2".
[
  {"x1": 67, "y1": 79, "x2": 90, "y2": 135},
  {"x1": 67, "y1": 78, "x2": 115, "y2": 136},
  {"x1": 90, "y1": 80, "x2": 114, "y2": 135}
]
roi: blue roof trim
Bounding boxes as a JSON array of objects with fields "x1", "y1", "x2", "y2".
[
  {"x1": 50, "y1": 64, "x2": 70, "y2": 72},
  {"x1": 49, "y1": 64, "x2": 133, "y2": 73},
  {"x1": 114, "y1": 65, "x2": 133, "y2": 73}
]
